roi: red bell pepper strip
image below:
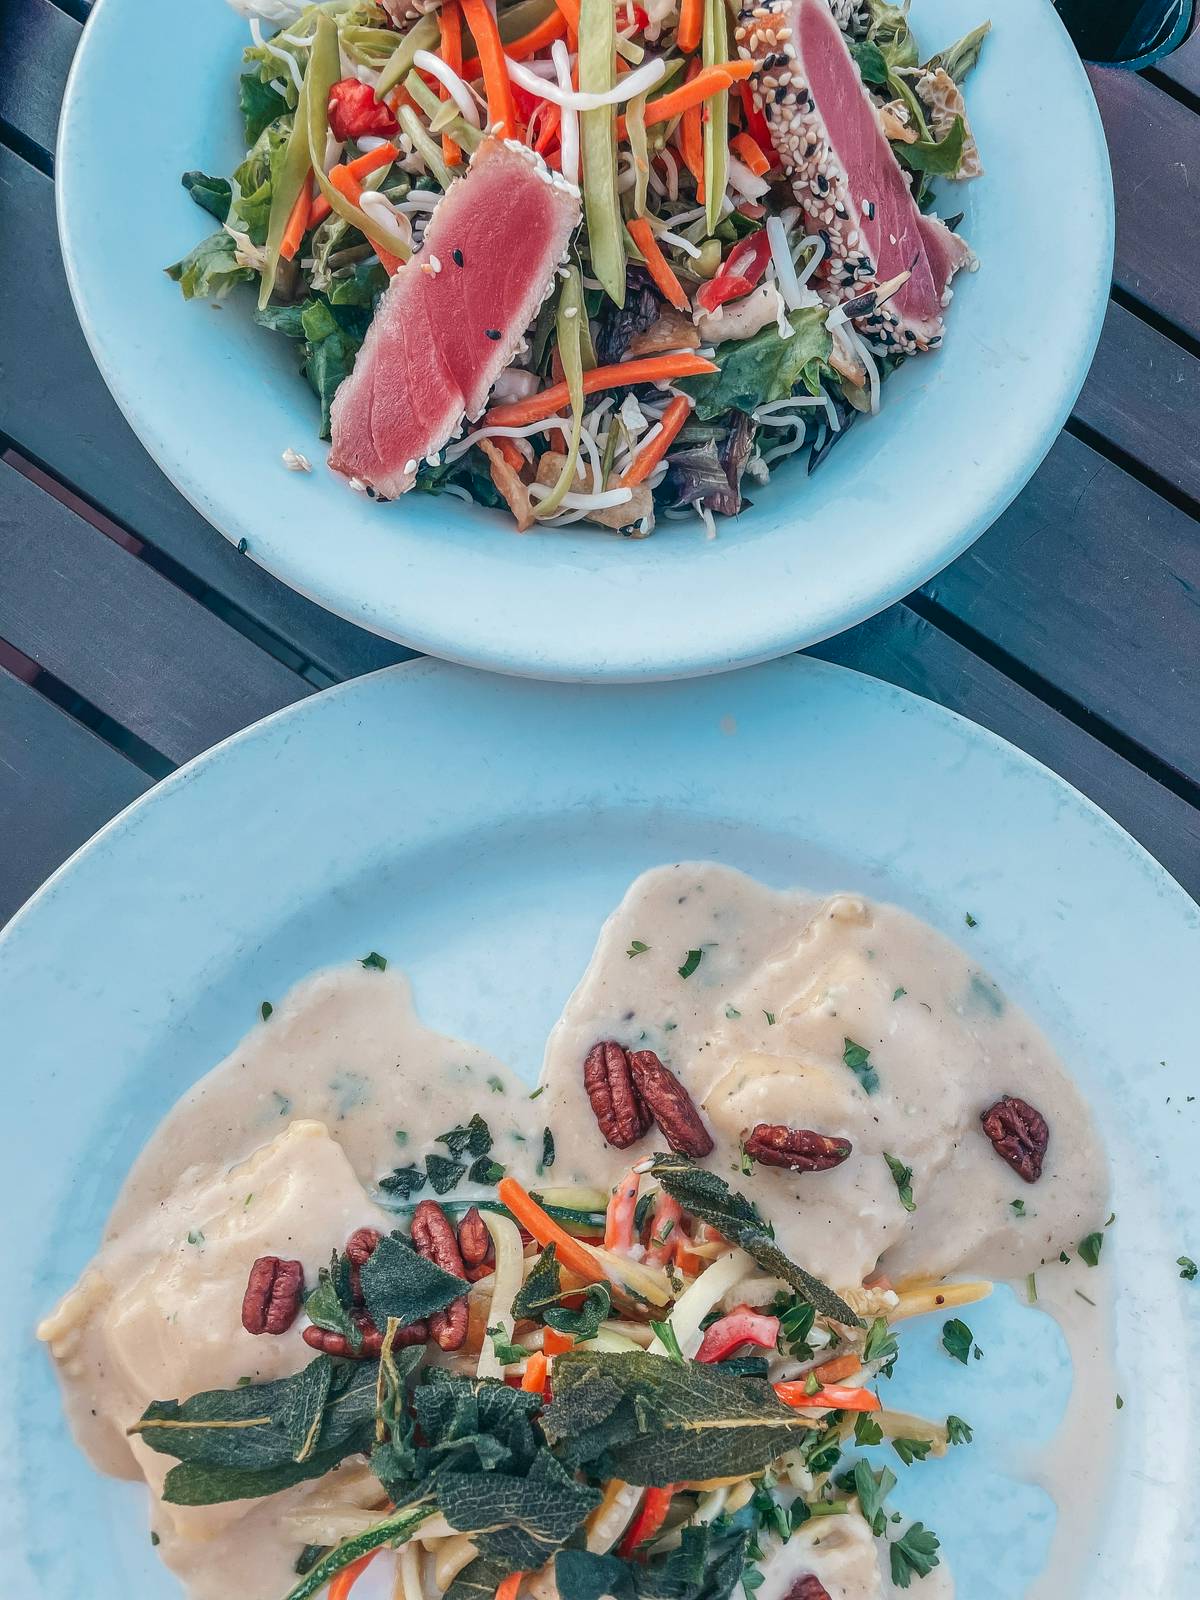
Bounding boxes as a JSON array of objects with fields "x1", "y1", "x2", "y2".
[
  {"x1": 737, "y1": 82, "x2": 774, "y2": 164},
  {"x1": 618, "y1": 1485, "x2": 678, "y2": 1558},
  {"x1": 604, "y1": 1167, "x2": 642, "y2": 1252},
  {"x1": 327, "y1": 78, "x2": 400, "y2": 143},
  {"x1": 694, "y1": 230, "x2": 772, "y2": 315},
  {"x1": 694, "y1": 1307, "x2": 780, "y2": 1364},
  {"x1": 774, "y1": 1381, "x2": 881, "y2": 1413},
  {"x1": 643, "y1": 1192, "x2": 685, "y2": 1266}
]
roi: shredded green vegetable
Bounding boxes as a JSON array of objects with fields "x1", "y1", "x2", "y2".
[
  {"x1": 628, "y1": 91, "x2": 650, "y2": 220},
  {"x1": 578, "y1": 0, "x2": 626, "y2": 306},
  {"x1": 533, "y1": 266, "x2": 587, "y2": 518},
  {"x1": 702, "y1": 0, "x2": 729, "y2": 236},
  {"x1": 375, "y1": 12, "x2": 438, "y2": 98},
  {"x1": 307, "y1": 15, "x2": 412, "y2": 264},
  {"x1": 258, "y1": 69, "x2": 312, "y2": 311},
  {"x1": 398, "y1": 104, "x2": 455, "y2": 193}
]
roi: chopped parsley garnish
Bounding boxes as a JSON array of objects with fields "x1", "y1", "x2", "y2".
[
  {"x1": 725, "y1": 1004, "x2": 741, "y2": 1019},
  {"x1": 883, "y1": 1153, "x2": 916, "y2": 1212},
  {"x1": 187, "y1": 1230, "x2": 204, "y2": 1246},
  {"x1": 1026, "y1": 1272, "x2": 1037, "y2": 1304},
  {"x1": 425, "y1": 1153, "x2": 466, "y2": 1194},
  {"x1": 394, "y1": 1130, "x2": 409, "y2": 1146},
  {"x1": 678, "y1": 948, "x2": 703, "y2": 979},
  {"x1": 854, "y1": 1411, "x2": 884, "y2": 1446},
  {"x1": 1116, "y1": 1393, "x2": 1124, "y2": 1409},
  {"x1": 941, "y1": 1318, "x2": 974, "y2": 1366},
  {"x1": 627, "y1": 940, "x2": 649, "y2": 958},
  {"x1": 377, "y1": 1164, "x2": 426, "y2": 1198},
  {"x1": 1078, "y1": 1231, "x2": 1104, "y2": 1267},
  {"x1": 892, "y1": 986, "x2": 907, "y2": 1001},
  {"x1": 945, "y1": 1414, "x2": 973, "y2": 1446},
  {"x1": 486, "y1": 1326, "x2": 532, "y2": 1364},
  {"x1": 851, "y1": 1460, "x2": 896, "y2": 1535},
  {"x1": 468, "y1": 1157, "x2": 505, "y2": 1185},
  {"x1": 540, "y1": 1127, "x2": 555, "y2": 1170},
  {"x1": 863, "y1": 1316, "x2": 899, "y2": 1374},
  {"x1": 1059, "y1": 1250, "x2": 1071, "y2": 1264},
  {"x1": 528, "y1": 1085, "x2": 546, "y2": 1100},
  {"x1": 763, "y1": 1011, "x2": 776, "y2": 1026},
  {"x1": 889, "y1": 1522, "x2": 941, "y2": 1586},
  {"x1": 487, "y1": 1075, "x2": 505, "y2": 1094},
  {"x1": 842, "y1": 1038, "x2": 880, "y2": 1094},
  {"x1": 259, "y1": 1000, "x2": 273, "y2": 1021},
  {"x1": 1010, "y1": 1198, "x2": 1026, "y2": 1217},
  {"x1": 892, "y1": 1437, "x2": 932, "y2": 1466},
  {"x1": 360, "y1": 950, "x2": 388, "y2": 971},
  {"x1": 1178, "y1": 1256, "x2": 1198, "y2": 1281}
]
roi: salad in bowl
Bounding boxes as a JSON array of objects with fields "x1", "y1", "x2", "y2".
[{"x1": 170, "y1": 0, "x2": 988, "y2": 536}]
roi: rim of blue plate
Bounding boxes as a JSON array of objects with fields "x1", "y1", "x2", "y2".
[{"x1": 56, "y1": 0, "x2": 1114, "y2": 681}]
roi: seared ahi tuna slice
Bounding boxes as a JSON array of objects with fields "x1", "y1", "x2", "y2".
[
  {"x1": 329, "y1": 139, "x2": 580, "y2": 498},
  {"x1": 736, "y1": 0, "x2": 972, "y2": 353}
]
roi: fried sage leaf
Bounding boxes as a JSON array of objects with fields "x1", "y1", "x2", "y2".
[
  {"x1": 541, "y1": 1351, "x2": 817, "y2": 1485},
  {"x1": 650, "y1": 1154, "x2": 863, "y2": 1326},
  {"x1": 361, "y1": 1232, "x2": 468, "y2": 1329},
  {"x1": 132, "y1": 1356, "x2": 376, "y2": 1504}
]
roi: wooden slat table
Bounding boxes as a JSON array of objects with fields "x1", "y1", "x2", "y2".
[{"x1": 1, "y1": 0, "x2": 1197, "y2": 924}]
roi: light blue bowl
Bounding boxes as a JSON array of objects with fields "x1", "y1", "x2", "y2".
[
  {"x1": 57, "y1": 0, "x2": 1113, "y2": 680},
  {"x1": 2, "y1": 657, "x2": 1197, "y2": 1596}
]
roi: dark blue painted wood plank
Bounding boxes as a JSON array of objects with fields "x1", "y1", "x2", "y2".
[
  {"x1": 0, "y1": 0, "x2": 76, "y2": 166},
  {"x1": 0, "y1": 458, "x2": 311, "y2": 763},
  {"x1": 1073, "y1": 300, "x2": 1200, "y2": 505},
  {"x1": 1089, "y1": 65, "x2": 1200, "y2": 343},
  {"x1": 0, "y1": 662, "x2": 151, "y2": 928},
  {"x1": 0, "y1": 143, "x2": 410, "y2": 681},
  {"x1": 919, "y1": 430, "x2": 1200, "y2": 791}
]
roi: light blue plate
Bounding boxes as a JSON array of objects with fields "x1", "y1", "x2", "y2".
[
  {"x1": 2, "y1": 657, "x2": 1196, "y2": 1596},
  {"x1": 56, "y1": 0, "x2": 1113, "y2": 680}
]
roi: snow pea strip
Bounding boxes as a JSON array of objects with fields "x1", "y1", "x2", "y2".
[
  {"x1": 534, "y1": 266, "x2": 587, "y2": 517},
  {"x1": 307, "y1": 15, "x2": 413, "y2": 263},
  {"x1": 258, "y1": 71, "x2": 312, "y2": 310},
  {"x1": 578, "y1": 0, "x2": 626, "y2": 306},
  {"x1": 404, "y1": 71, "x2": 484, "y2": 150},
  {"x1": 375, "y1": 13, "x2": 439, "y2": 98},
  {"x1": 341, "y1": 25, "x2": 408, "y2": 65},
  {"x1": 398, "y1": 104, "x2": 455, "y2": 191},
  {"x1": 627, "y1": 90, "x2": 650, "y2": 218},
  {"x1": 701, "y1": 0, "x2": 729, "y2": 234}
]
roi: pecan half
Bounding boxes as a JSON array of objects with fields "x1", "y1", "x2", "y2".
[
  {"x1": 785, "y1": 1579, "x2": 831, "y2": 1600},
  {"x1": 457, "y1": 1207, "x2": 492, "y2": 1269},
  {"x1": 980, "y1": 1094, "x2": 1049, "y2": 1183},
  {"x1": 629, "y1": 1050, "x2": 714, "y2": 1157},
  {"x1": 412, "y1": 1199, "x2": 469, "y2": 1351},
  {"x1": 241, "y1": 1255, "x2": 305, "y2": 1336},
  {"x1": 346, "y1": 1226, "x2": 383, "y2": 1302},
  {"x1": 303, "y1": 1313, "x2": 427, "y2": 1359},
  {"x1": 745, "y1": 1124, "x2": 853, "y2": 1172},
  {"x1": 583, "y1": 1040, "x2": 652, "y2": 1148}
]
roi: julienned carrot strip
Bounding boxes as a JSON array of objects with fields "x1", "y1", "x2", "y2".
[
  {"x1": 627, "y1": 218, "x2": 689, "y2": 312},
  {"x1": 496, "y1": 1574, "x2": 525, "y2": 1600},
  {"x1": 495, "y1": 437, "x2": 526, "y2": 473},
  {"x1": 621, "y1": 394, "x2": 690, "y2": 486},
  {"x1": 497, "y1": 1177, "x2": 609, "y2": 1285},
  {"x1": 680, "y1": 99, "x2": 704, "y2": 199},
  {"x1": 731, "y1": 130, "x2": 770, "y2": 176},
  {"x1": 521, "y1": 1351, "x2": 549, "y2": 1393},
  {"x1": 308, "y1": 141, "x2": 401, "y2": 229},
  {"x1": 464, "y1": 11, "x2": 568, "y2": 79},
  {"x1": 329, "y1": 1550, "x2": 380, "y2": 1600},
  {"x1": 813, "y1": 1352, "x2": 863, "y2": 1384},
  {"x1": 460, "y1": 0, "x2": 518, "y2": 139},
  {"x1": 279, "y1": 173, "x2": 313, "y2": 261},
  {"x1": 640, "y1": 61, "x2": 752, "y2": 127},
  {"x1": 329, "y1": 166, "x2": 402, "y2": 274},
  {"x1": 677, "y1": 0, "x2": 704, "y2": 53},
  {"x1": 485, "y1": 354, "x2": 717, "y2": 428},
  {"x1": 550, "y1": 0, "x2": 581, "y2": 33},
  {"x1": 439, "y1": 1, "x2": 464, "y2": 167},
  {"x1": 774, "y1": 1381, "x2": 881, "y2": 1413},
  {"x1": 542, "y1": 1327, "x2": 575, "y2": 1356},
  {"x1": 604, "y1": 1168, "x2": 642, "y2": 1251}
]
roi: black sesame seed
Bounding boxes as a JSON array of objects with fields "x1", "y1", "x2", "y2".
[
  {"x1": 774, "y1": 85, "x2": 786, "y2": 103},
  {"x1": 485, "y1": 328, "x2": 501, "y2": 340},
  {"x1": 816, "y1": 173, "x2": 828, "y2": 192},
  {"x1": 452, "y1": 248, "x2": 464, "y2": 267}
]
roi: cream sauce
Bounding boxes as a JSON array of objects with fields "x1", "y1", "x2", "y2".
[{"x1": 39, "y1": 865, "x2": 1114, "y2": 1600}]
